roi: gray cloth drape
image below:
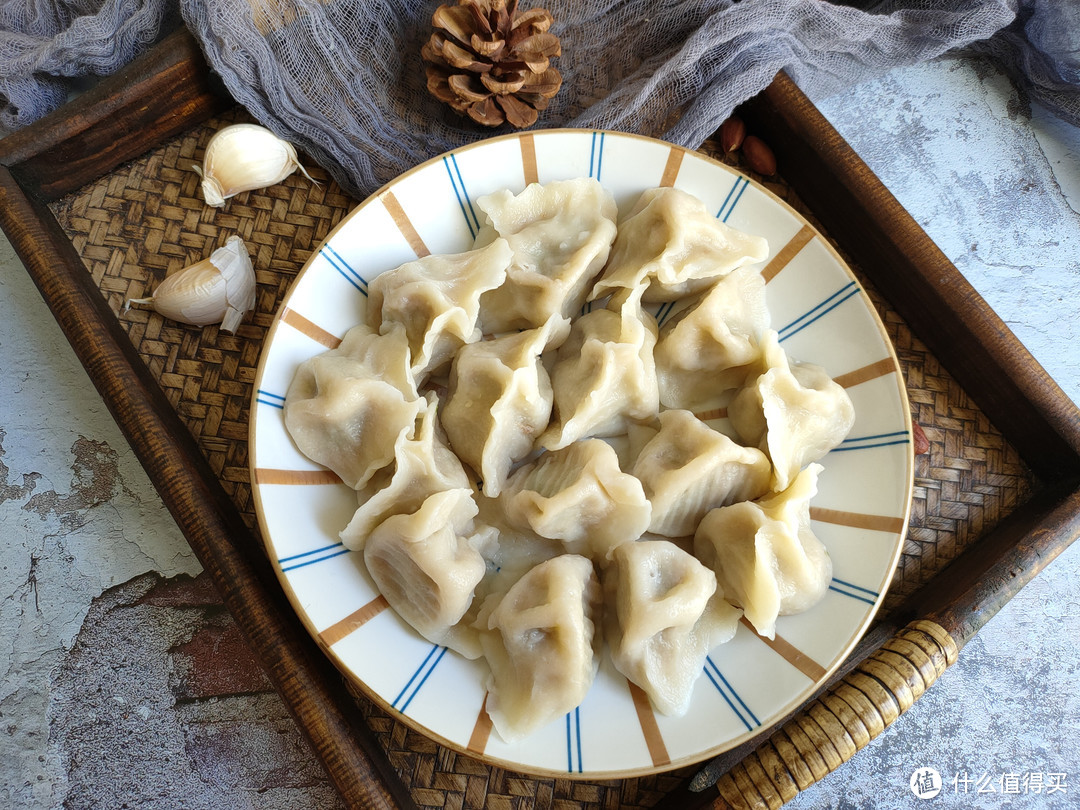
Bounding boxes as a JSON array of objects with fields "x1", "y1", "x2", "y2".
[
  {"x1": 4, "y1": 0, "x2": 1078, "y2": 201},
  {"x1": 176, "y1": 0, "x2": 1017, "y2": 197},
  {"x1": 0, "y1": 0, "x2": 174, "y2": 130}
]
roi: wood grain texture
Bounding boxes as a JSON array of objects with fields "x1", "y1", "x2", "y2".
[
  {"x1": 0, "y1": 28, "x2": 232, "y2": 202},
  {"x1": 0, "y1": 165, "x2": 414, "y2": 810}
]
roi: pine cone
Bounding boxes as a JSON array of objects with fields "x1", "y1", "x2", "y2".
[{"x1": 422, "y1": 0, "x2": 563, "y2": 129}]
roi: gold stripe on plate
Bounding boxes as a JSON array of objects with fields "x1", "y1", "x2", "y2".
[
  {"x1": 380, "y1": 190, "x2": 430, "y2": 257},
  {"x1": 659, "y1": 147, "x2": 685, "y2": 188},
  {"x1": 832, "y1": 358, "x2": 897, "y2": 389},
  {"x1": 694, "y1": 407, "x2": 728, "y2": 421},
  {"x1": 628, "y1": 680, "x2": 671, "y2": 767},
  {"x1": 520, "y1": 134, "x2": 539, "y2": 186},
  {"x1": 254, "y1": 468, "x2": 343, "y2": 486},
  {"x1": 810, "y1": 506, "x2": 906, "y2": 534},
  {"x1": 467, "y1": 694, "x2": 495, "y2": 755},
  {"x1": 320, "y1": 594, "x2": 390, "y2": 647},
  {"x1": 741, "y1": 617, "x2": 828, "y2": 682},
  {"x1": 761, "y1": 224, "x2": 815, "y2": 283},
  {"x1": 280, "y1": 307, "x2": 342, "y2": 349}
]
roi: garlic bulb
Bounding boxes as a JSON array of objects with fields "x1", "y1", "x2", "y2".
[
  {"x1": 126, "y1": 236, "x2": 256, "y2": 333},
  {"x1": 194, "y1": 123, "x2": 313, "y2": 207}
]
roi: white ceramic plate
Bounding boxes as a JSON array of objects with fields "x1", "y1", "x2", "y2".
[{"x1": 249, "y1": 130, "x2": 913, "y2": 779}]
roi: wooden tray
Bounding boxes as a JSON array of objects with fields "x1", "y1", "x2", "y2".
[{"x1": 3, "y1": 28, "x2": 1080, "y2": 810}]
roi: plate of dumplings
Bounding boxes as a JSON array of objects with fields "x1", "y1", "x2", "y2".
[{"x1": 250, "y1": 130, "x2": 914, "y2": 778}]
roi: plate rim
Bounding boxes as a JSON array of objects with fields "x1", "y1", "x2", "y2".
[{"x1": 248, "y1": 127, "x2": 914, "y2": 779}]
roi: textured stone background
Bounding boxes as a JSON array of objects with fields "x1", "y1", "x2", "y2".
[
  {"x1": 788, "y1": 55, "x2": 1080, "y2": 810},
  {"x1": 1, "y1": 52, "x2": 1077, "y2": 808}
]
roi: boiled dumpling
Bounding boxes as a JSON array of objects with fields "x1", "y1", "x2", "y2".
[
  {"x1": 283, "y1": 324, "x2": 425, "y2": 489},
  {"x1": 340, "y1": 393, "x2": 471, "y2": 548},
  {"x1": 729, "y1": 330, "x2": 855, "y2": 491},
  {"x1": 538, "y1": 288, "x2": 660, "y2": 450},
  {"x1": 604, "y1": 539, "x2": 741, "y2": 715},
  {"x1": 477, "y1": 554, "x2": 602, "y2": 742},
  {"x1": 474, "y1": 178, "x2": 618, "y2": 334},
  {"x1": 367, "y1": 239, "x2": 511, "y2": 380},
  {"x1": 502, "y1": 439, "x2": 652, "y2": 561},
  {"x1": 590, "y1": 187, "x2": 769, "y2": 303},
  {"x1": 654, "y1": 265, "x2": 770, "y2": 411},
  {"x1": 441, "y1": 313, "x2": 571, "y2": 496},
  {"x1": 693, "y1": 463, "x2": 832, "y2": 639},
  {"x1": 458, "y1": 496, "x2": 568, "y2": 650},
  {"x1": 630, "y1": 409, "x2": 771, "y2": 538},
  {"x1": 364, "y1": 488, "x2": 489, "y2": 657},
  {"x1": 472, "y1": 493, "x2": 566, "y2": 601}
]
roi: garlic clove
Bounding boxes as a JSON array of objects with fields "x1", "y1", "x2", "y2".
[
  {"x1": 194, "y1": 123, "x2": 315, "y2": 207},
  {"x1": 126, "y1": 235, "x2": 256, "y2": 333}
]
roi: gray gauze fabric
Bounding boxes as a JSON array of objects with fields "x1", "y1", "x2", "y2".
[
  {"x1": 0, "y1": 0, "x2": 174, "y2": 130},
  {"x1": 972, "y1": 0, "x2": 1080, "y2": 127},
  {"x1": 178, "y1": 0, "x2": 1015, "y2": 199}
]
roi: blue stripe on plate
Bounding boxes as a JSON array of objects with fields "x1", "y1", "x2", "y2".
[
  {"x1": 566, "y1": 707, "x2": 584, "y2": 773},
  {"x1": 843, "y1": 430, "x2": 910, "y2": 443},
  {"x1": 256, "y1": 389, "x2": 285, "y2": 409},
  {"x1": 833, "y1": 430, "x2": 912, "y2": 452},
  {"x1": 703, "y1": 656, "x2": 760, "y2": 732},
  {"x1": 777, "y1": 281, "x2": 860, "y2": 343},
  {"x1": 278, "y1": 541, "x2": 345, "y2": 564},
  {"x1": 716, "y1": 176, "x2": 749, "y2": 223},
  {"x1": 393, "y1": 644, "x2": 448, "y2": 713},
  {"x1": 654, "y1": 300, "x2": 678, "y2": 328},
  {"x1": 444, "y1": 154, "x2": 480, "y2": 238},
  {"x1": 279, "y1": 544, "x2": 352, "y2": 572},
  {"x1": 829, "y1": 577, "x2": 879, "y2": 606},
  {"x1": 589, "y1": 132, "x2": 606, "y2": 181},
  {"x1": 321, "y1": 244, "x2": 368, "y2": 295}
]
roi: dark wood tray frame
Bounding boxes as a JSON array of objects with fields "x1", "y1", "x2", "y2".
[{"x1": 3, "y1": 29, "x2": 1080, "y2": 810}]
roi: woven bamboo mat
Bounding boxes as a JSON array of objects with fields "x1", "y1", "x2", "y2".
[{"x1": 48, "y1": 108, "x2": 1035, "y2": 810}]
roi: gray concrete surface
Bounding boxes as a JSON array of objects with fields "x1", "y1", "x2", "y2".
[
  {"x1": 1, "y1": 51, "x2": 1077, "y2": 808},
  {"x1": 788, "y1": 54, "x2": 1080, "y2": 810}
]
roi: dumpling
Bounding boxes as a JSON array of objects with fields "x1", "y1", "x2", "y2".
[
  {"x1": 630, "y1": 409, "x2": 771, "y2": 538},
  {"x1": 475, "y1": 491, "x2": 566, "y2": 577},
  {"x1": 364, "y1": 488, "x2": 489, "y2": 657},
  {"x1": 728, "y1": 330, "x2": 855, "y2": 491},
  {"x1": 590, "y1": 187, "x2": 769, "y2": 303},
  {"x1": 538, "y1": 288, "x2": 660, "y2": 450},
  {"x1": 654, "y1": 265, "x2": 770, "y2": 411},
  {"x1": 288, "y1": 320, "x2": 417, "y2": 399},
  {"x1": 693, "y1": 463, "x2": 832, "y2": 639},
  {"x1": 367, "y1": 238, "x2": 511, "y2": 380},
  {"x1": 474, "y1": 178, "x2": 618, "y2": 334},
  {"x1": 502, "y1": 439, "x2": 652, "y2": 561},
  {"x1": 477, "y1": 554, "x2": 602, "y2": 742},
  {"x1": 441, "y1": 313, "x2": 571, "y2": 496},
  {"x1": 471, "y1": 493, "x2": 566, "y2": 599},
  {"x1": 340, "y1": 393, "x2": 471, "y2": 548},
  {"x1": 283, "y1": 323, "x2": 424, "y2": 489},
  {"x1": 604, "y1": 539, "x2": 741, "y2": 716}
]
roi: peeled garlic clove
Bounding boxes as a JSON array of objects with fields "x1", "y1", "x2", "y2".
[
  {"x1": 126, "y1": 236, "x2": 256, "y2": 333},
  {"x1": 194, "y1": 123, "x2": 313, "y2": 207}
]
